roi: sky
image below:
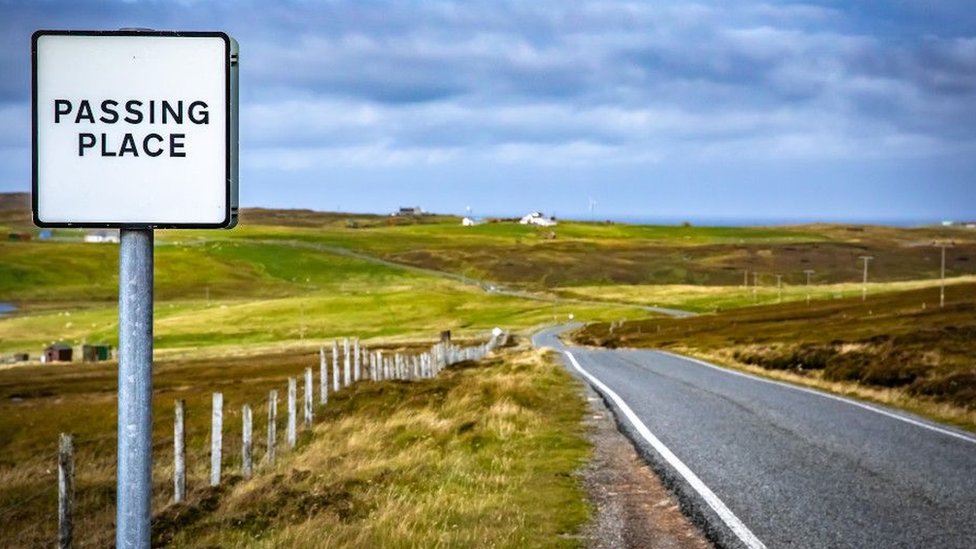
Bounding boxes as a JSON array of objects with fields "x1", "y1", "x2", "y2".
[{"x1": 2, "y1": 0, "x2": 976, "y2": 224}]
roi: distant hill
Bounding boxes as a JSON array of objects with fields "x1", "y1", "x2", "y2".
[
  {"x1": 0, "y1": 192, "x2": 28, "y2": 211},
  {"x1": 0, "y1": 192, "x2": 30, "y2": 230}
]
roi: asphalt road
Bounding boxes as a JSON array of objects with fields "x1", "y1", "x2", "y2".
[{"x1": 534, "y1": 325, "x2": 976, "y2": 549}]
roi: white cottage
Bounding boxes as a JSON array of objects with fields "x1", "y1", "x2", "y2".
[{"x1": 519, "y1": 212, "x2": 557, "y2": 227}]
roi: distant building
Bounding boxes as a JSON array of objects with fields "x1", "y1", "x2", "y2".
[
  {"x1": 461, "y1": 217, "x2": 484, "y2": 226},
  {"x1": 942, "y1": 221, "x2": 954, "y2": 227},
  {"x1": 396, "y1": 206, "x2": 425, "y2": 216},
  {"x1": 1, "y1": 353, "x2": 29, "y2": 364},
  {"x1": 82, "y1": 344, "x2": 112, "y2": 362},
  {"x1": 84, "y1": 230, "x2": 119, "y2": 243},
  {"x1": 6, "y1": 232, "x2": 31, "y2": 241},
  {"x1": 965, "y1": 223, "x2": 976, "y2": 230},
  {"x1": 43, "y1": 343, "x2": 73, "y2": 363},
  {"x1": 519, "y1": 212, "x2": 558, "y2": 227}
]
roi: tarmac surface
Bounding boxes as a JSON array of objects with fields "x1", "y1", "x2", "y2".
[{"x1": 535, "y1": 325, "x2": 976, "y2": 549}]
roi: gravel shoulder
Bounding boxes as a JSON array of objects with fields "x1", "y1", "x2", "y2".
[{"x1": 578, "y1": 381, "x2": 713, "y2": 549}]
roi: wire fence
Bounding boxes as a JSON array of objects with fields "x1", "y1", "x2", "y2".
[{"x1": 2, "y1": 331, "x2": 507, "y2": 549}]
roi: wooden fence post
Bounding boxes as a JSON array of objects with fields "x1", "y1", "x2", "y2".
[
  {"x1": 58, "y1": 433, "x2": 74, "y2": 549},
  {"x1": 174, "y1": 400, "x2": 185, "y2": 503},
  {"x1": 287, "y1": 378, "x2": 297, "y2": 449},
  {"x1": 242, "y1": 404, "x2": 253, "y2": 479},
  {"x1": 320, "y1": 346, "x2": 328, "y2": 404},
  {"x1": 354, "y1": 338, "x2": 361, "y2": 381},
  {"x1": 304, "y1": 367, "x2": 313, "y2": 426},
  {"x1": 343, "y1": 337, "x2": 351, "y2": 387},
  {"x1": 266, "y1": 390, "x2": 277, "y2": 465},
  {"x1": 211, "y1": 393, "x2": 223, "y2": 487},
  {"x1": 332, "y1": 341, "x2": 340, "y2": 392}
]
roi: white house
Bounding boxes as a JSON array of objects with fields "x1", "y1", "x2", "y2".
[
  {"x1": 519, "y1": 212, "x2": 557, "y2": 227},
  {"x1": 461, "y1": 217, "x2": 484, "y2": 226},
  {"x1": 84, "y1": 230, "x2": 119, "y2": 243}
]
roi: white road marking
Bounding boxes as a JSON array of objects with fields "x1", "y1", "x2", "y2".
[
  {"x1": 656, "y1": 350, "x2": 976, "y2": 446},
  {"x1": 564, "y1": 350, "x2": 767, "y2": 549}
]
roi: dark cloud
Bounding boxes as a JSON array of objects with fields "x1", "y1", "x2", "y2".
[{"x1": 2, "y1": 0, "x2": 976, "y2": 200}]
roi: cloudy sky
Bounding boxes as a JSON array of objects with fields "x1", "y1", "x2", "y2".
[{"x1": 3, "y1": 0, "x2": 976, "y2": 223}]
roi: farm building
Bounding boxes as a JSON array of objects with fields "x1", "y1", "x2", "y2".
[
  {"x1": 461, "y1": 217, "x2": 484, "y2": 226},
  {"x1": 82, "y1": 344, "x2": 112, "y2": 362},
  {"x1": 1, "y1": 353, "x2": 29, "y2": 364},
  {"x1": 396, "y1": 206, "x2": 425, "y2": 216},
  {"x1": 43, "y1": 343, "x2": 73, "y2": 363},
  {"x1": 519, "y1": 212, "x2": 558, "y2": 227}
]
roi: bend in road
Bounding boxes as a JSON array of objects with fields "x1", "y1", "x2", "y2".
[{"x1": 534, "y1": 325, "x2": 976, "y2": 549}]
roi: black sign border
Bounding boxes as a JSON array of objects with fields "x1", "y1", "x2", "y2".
[{"x1": 31, "y1": 30, "x2": 233, "y2": 229}]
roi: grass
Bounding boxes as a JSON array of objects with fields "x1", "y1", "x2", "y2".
[
  {"x1": 3, "y1": 191, "x2": 976, "y2": 544},
  {"x1": 0, "y1": 343, "x2": 593, "y2": 549},
  {"x1": 574, "y1": 282, "x2": 976, "y2": 432},
  {"x1": 162, "y1": 347, "x2": 590, "y2": 549},
  {"x1": 0, "y1": 279, "x2": 648, "y2": 356}
]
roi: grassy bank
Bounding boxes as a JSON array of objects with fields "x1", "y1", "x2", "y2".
[
  {"x1": 163, "y1": 347, "x2": 590, "y2": 549},
  {"x1": 574, "y1": 283, "x2": 976, "y2": 432},
  {"x1": 0, "y1": 343, "x2": 593, "y2": 549}
]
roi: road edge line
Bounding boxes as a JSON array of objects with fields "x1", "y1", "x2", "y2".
[
  {"x1": 656, "y1": 350, "x2": 976, "y2": 446},
  {"x1": 563, "y1": 350, "x2": 767, "y2": 549}
]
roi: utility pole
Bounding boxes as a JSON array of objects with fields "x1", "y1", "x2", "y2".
[
  {"x1": 743, "y1": 269, "x2": 749, "y2": 288},
  {"x1": 934, "y1": 241, "x2": 954, "y2": 308},
  {"x1": 752, "y1": 272, "x2": 759, "y2": 303},
  {"x1": 803, "y1": 269, "x2": 815, "y2": 305},
  {"x1": 858, "y1": 256, "x2": 873, "y2": 301},
  {"x1": 775, "y1": 274, "x2": 783, "y2": 304}
]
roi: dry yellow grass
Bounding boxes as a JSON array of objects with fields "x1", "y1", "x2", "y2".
[
  {"x1": 682, "y1": 347, "x2": 976, "y2": 432},
  {"x1": 147, "y1": 347, "x2": 592, "y2": 549}
]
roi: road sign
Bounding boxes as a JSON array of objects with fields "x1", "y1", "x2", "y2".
[
  {"x1": 32, "y1": 30, "x2": 239, "y2": 228},
  {"x1": 32, "y1": 29, "x2": 240, "y2": 549}
]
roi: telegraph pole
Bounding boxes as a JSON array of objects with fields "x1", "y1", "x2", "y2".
[
  {"x1": 803, "y1": 269, "x2": 815, "y2": 305},
  {"x1": 858, "y1": 256, "x2": 873, "y2": 301},
  {"x1": 752, "y1": 272, "x2": 760, "y2": 303},
  {"x1": 934, "y1": 241, "x2": 954, "y2": 308},
  {"x1": 775, "y1": 274, "x2": 783, "y2": 304}
]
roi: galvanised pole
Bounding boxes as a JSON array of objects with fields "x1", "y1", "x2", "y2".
[{"x1": 117, "y1": 228, "x2": 154, "y2": 549}]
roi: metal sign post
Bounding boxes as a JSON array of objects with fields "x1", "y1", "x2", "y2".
[
  {"x1": 117, "y1": 228, "x2": 154, "y2": 548},
  {"x1": 32, "y1": 29, "x2": 239, "y2": 548}
]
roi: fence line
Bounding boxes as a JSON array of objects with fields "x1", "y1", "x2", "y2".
[{"x1": 41, "y1": 330, "x2": 508, "y2": 549}]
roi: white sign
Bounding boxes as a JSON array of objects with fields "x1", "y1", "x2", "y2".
[{"x1": 32, "y1": 31, "x2": 239, "y2": 228}]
